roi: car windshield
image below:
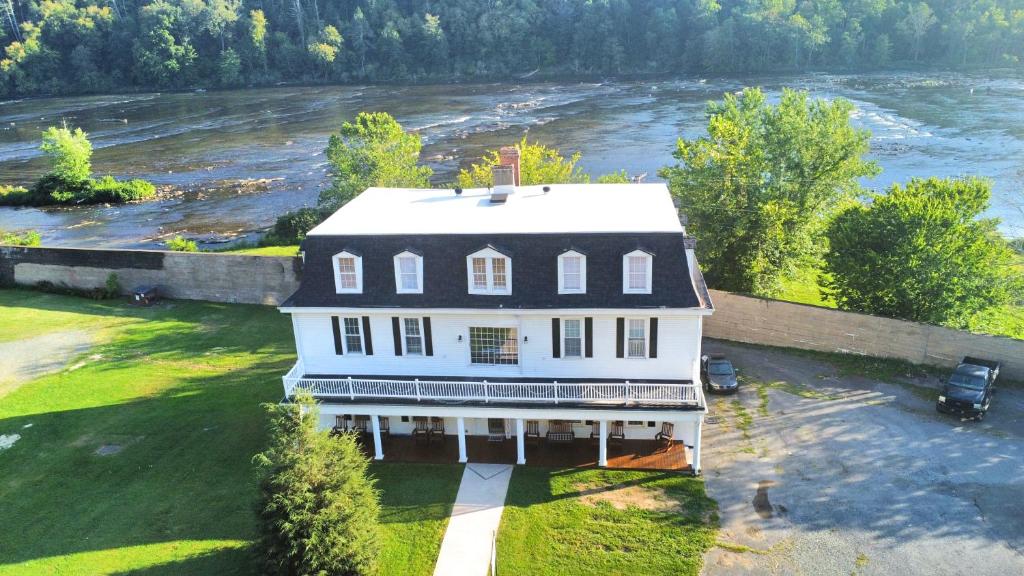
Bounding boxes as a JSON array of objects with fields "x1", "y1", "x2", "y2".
[
  {"x1": 949, "y1": 373, "x2": 986, "y2": 390},
  {"x1": 709, "y1": 362, "x2": 734, "y2": 376}
]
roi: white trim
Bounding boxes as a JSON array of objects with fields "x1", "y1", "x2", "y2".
[
  {"x1": 557, "y1": 250, "x2": 587, "y2": 294},
  {"x1": 332, "y1": 251, "x2": 362, "y2": 294},
  {"x1": 393, "y1": 251, "x2": 424, "y2": 294},
  {"x1": 466, "y1": 247, "x2": 512, "y2": 295},
  {"x1": 310, "y1": 401, "x2": 707, "y2": 423},
  {"x1": 281, "y1": 306, "x2": 713, "y2": 316},
  {"x1": 561, "y1": 317, "x2": 585, "y2": 359},
  {"x1": 398, "y1": 316, "x2": 425, "y2": 356},
  {"x1": 622, "y1": 250, "x2": 653, "y2": 294}
]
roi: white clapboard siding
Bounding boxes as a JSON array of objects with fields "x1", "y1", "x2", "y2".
[{"x1": 292, "y1": 312, "x2": 701, "y2": 382}]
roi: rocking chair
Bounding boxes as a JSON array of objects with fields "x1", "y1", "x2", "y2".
[{"x1": 655, "y1": 422, "x2": 674, "y2": 448}]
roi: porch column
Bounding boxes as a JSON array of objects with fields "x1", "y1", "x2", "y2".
[
  {"x1": 457, "y1": 417, "x2": 468, "y2": 463},
  {"x1": 598, "y1": 419, "x2": 608, "y2": 467},
  {"x1": 515, "y1": 418, "x2": 526, "y2": 465},
  {"x1": 692, "y1": 419, "x2": 702, "y2": 474},
  {"x1": 370, "y1": 415, "x2": 384, "y2": 461}
]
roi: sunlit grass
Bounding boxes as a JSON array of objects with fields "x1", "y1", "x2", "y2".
[
  {"x1": 0, "y1": 290, "x2": 458, "y2": 575},
  {"x1": 217, "y1": 244, "x2": 300, "y2": 256},
  {"x1": 497, "y1": 467, "x2": 717, "y2": 575}
]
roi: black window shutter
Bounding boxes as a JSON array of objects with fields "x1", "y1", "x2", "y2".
[
  {"x1": 585, "y1": 317, "x2": 593, "y2": 358},
  {"x1": 331, "y1": 316, "x2": 343, "y2": 355},
  {"x1": 423, "y1": 317, "x2": 433, "y2": 356},
  {"x1": 362, "y1": 316, "x2": 373, "y2": 355},
  {"x1": 551, "y1": 318, "x2": 560, "y2": 358},
  {"x1": 615, "y1": 317, "x2": 625, "y2": 358},
  {"x1": 391, "y1": 317, "x2": 402, "y2": 356},
  {"x1": 649, "y1": 317, "x2": 658, "y2": 359}
]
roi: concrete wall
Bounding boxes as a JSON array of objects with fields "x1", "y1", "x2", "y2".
[
  {"x1": 704, "y1": 289, "x2": 1024, "y2": 381},
  {"x1": 0, "y1": 246, "x2": 302, "y2": 306}
]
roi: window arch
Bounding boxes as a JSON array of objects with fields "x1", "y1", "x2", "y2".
[
  {"x1": 467, "y1": 247, "x2": 512, "y2": 295},
  {"x1": 332, "y1": 251, "x2": 362, "y2": 294},
  {"x1": 557, "y1": 250, "x2": 586, "y2": 294}
]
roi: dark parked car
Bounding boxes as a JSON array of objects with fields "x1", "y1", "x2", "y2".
[
  {"x1": 701, "y1": 354, "x2": 739, "y2": 394},
  {"x1": 936, "y1": 357, "x2": 1000, "y2": 420}
]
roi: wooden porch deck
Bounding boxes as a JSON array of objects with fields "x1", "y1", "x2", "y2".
[{"x1": 360, "y1": 435, "x2": 691, "y2": 472}]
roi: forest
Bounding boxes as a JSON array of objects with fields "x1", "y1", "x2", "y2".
[{"x1": 2, "y1": 0, "x2": 1024, "y2": 98}]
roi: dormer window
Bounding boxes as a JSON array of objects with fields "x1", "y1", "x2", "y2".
[
  {"x1": 332, "y1": 251, "x2": 362, "y2": 294},
  {"x1": 558, "y1": 250, "x2": 586, "y2": 294},
  {"x1": 467, "y1": 247, "x2": 511, "y2": 295},
  {"x1": 623, "y1": 250, "x2": 653, "y2": 294},
  {"x1": 393, "y1": 251, "x2": 423, "y2": 294}
]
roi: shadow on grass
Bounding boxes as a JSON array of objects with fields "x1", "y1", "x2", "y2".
[
  {"x1": 0, "y1": 295, "x2": 294, "y2": 573},
  {"x1": 108, "y1": 546, "x2": 255, "y2": 576}
]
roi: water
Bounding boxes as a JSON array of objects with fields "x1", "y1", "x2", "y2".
[{"x1": 1, "y1": 71, "x2": 1022, "y2": 247}]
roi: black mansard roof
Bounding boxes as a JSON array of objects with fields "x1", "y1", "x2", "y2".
[{"x1": 282, "y1": 232, "x2": 708, "y2": 309}]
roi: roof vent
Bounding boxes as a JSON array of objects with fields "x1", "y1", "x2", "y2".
[
  {"x1": 490, "y1": 166, "x2": 515, "y2": 204},
  {"x1": 454, "y1": 187, "x2": 463, "y2": 195}
]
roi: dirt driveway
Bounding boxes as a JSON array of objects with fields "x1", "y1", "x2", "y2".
[
  {"x1": 701, "y1": 339, "x2": 1024, "y2": 576},
  {"x1": 0, "y1": 330, "x2": 94, "y2": 397}
]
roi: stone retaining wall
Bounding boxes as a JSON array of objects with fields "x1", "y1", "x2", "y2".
[
  {"x1": 0, "y1": 246, "x2": 301, "y2": 306},
  {"x1": 704, "y1": 289, "x2": 1024, "y2": 381}
]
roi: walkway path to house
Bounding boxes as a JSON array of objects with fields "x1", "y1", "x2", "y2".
[{"x1": 433, "y1": 463, "x2": 513, "y2": 576}]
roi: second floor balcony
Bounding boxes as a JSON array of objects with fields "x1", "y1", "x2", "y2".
[{"x1": 282, "y1": 361, "x2": 704, "y2": 409}]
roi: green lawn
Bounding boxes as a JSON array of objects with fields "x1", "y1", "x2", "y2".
[
  {"x1": 497, "y1": 467, "x2": 718, "y2": 576},
  {"x1": 0, "y1": 290, "x2": 457, "y2": 575},
  {"x1": 215, "y1": 245, "x2": 300, "y2": 257}
]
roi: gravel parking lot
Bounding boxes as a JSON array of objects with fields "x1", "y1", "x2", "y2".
[{"x1": 700, "y1": 339, "x2": 1024, "y2": 576}]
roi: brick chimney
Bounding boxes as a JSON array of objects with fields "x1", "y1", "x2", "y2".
[{"x1": 498, "y1": 146, "x2": 520, "y2": 186}]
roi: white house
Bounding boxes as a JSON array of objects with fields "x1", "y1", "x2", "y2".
[{"x1": 279, "y1": 150, "x2": 713, "y2": 473}]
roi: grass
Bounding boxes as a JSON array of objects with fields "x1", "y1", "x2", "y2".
[
  {"x1": 775, "y1": 260, "x2": 1024, "y2": 340},
  {"x1": 497, "y1": 467, "x2": 718, "y2": 576},
  {"x1": 0, "y1": 289, "x2": 457, "y2": 575},
  {"x1": 372, "y1": 463, "x2": 463, "y2": 576},
  {"x1": 214, "y1": 244, "x2": 301, "y2": 257}
]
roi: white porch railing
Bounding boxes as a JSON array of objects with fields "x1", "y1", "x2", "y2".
[{"x1": 282, "y1": 362, "x2": 701, "y2": 407}]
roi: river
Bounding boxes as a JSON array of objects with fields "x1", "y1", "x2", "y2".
[{"x1": 1, "y1": 71, "x2": 1022, "y2": 247}]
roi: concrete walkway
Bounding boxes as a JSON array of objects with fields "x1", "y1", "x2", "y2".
[{"x1": 433, "y1": 463, "x2": 513, "y2": 576}]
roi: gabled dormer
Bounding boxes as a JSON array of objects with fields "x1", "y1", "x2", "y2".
[
  {"x1": 466, "y1": 246, "x2": 511, "y2": 295},
  {"x1": 332, "y1": 250, "x2": 362, "y2": 294},
  {"x1": 557, "y1": 249, "x2": 586, "y2": 294},
  {"x1": 393, "y1": 249, "x2": 423, "y2": 294},
  {"x1": 622, "y1": 249, "x2": 653, "y2": 294}
]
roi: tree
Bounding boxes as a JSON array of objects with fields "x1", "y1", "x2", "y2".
[
  {"x1": 456, "y1": 137, "x2": 589, "y2": 188},
  {"x1": 659, "y1": 88, "x2": 878, "y2": 296},
  {"x1": 899, "y1": 2, "x2": 936, "y2": 62},
  {"x1": 254, "y1": 393, "x2": 381, "y2": 576},
  {"x1": 40, "y1": 125, "x2": 92, "y2": 185},
  {"x1": 822, "y1": 177, "x2": 1023, "y2": 327},
  {"x1": 318, "y1": 112, "x2": 432, "y2": 210}
]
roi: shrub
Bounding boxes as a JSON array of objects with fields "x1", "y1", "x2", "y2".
[
  {"x1": 0, "y1": 229, "x2": 41, "y2": 246},
  {"x1": 0, "y1": 185, "x2": 32, "y2": 206},
  {"x1": 88, "y1": 176, "x2": 156, "y2": 202},
  {"x1": 165, "y1": 235, "x2": 198, "y2": 252},
  {"x1": 267, "y1": 207, "x2": 326, "y2": 245},
  {"x1": 40, "y1": 125, "x2": 92, "y2": 186},
  {"x1": 254, "y1": 394, "x2": 381, "y2": 576},
  {"x1": 104, "y1": 273, "x2": 121, "y2": 298}
]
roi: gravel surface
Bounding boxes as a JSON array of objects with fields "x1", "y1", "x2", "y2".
[
  {"x1": 701, "y1": 339, "x2": 1024, "y2": 576},
  {"x1": 0, "y1": 329, "x2": 94, "y2": 397}
]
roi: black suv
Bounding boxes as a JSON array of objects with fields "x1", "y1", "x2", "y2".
[{"x1": 936, "y1": 357, "x2": 1000, "y2": 420}]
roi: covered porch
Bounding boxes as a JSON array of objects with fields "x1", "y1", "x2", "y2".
[{"x1": 361, "y1": 434, "x2": 692, "y2": 472}]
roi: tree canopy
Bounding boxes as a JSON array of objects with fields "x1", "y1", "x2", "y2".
[
  {"x1": 254, "y1": 393, "x2": 381, "y2": 576},
  {"x1": 319, "y1": 111, "x2": 432, "y2": 210},
  {"x1": 3, "y1": 0, "x2": 1024, "y2": 97},
  {"x1": 456, "y1": 137, "x2": 589, "y2": 189},
  {"x1": 40, "y1": 125, "x2": 91, "y2": 185},
  {"x1": 822, "y1": 177, "x2": 1024, "y2": 327},
  {"x1": 660, "y1": 87, "x2": 878, "y2": 295}
]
